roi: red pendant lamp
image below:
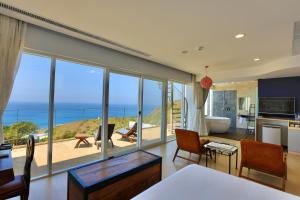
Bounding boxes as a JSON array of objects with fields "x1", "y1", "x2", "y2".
[{"x1": 200, "y1": 66, "x2": 213, "y2": 89}]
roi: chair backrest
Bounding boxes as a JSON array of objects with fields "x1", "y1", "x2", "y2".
[
  {"x1": 23, "y1": 135, "x2": 35, "y2": 187},
  {"x1": 127, "y1": 122, "x2": 137, "y2": 136},
  {"x1": 240, "y1": 139, "x2": 285, "y2": 177},
  {"x1": 175, "y1": 129, "x2": 201, "y2": 154},
  {"x1": 96, "y1": 124, "x2": 115, "y2": 140}
]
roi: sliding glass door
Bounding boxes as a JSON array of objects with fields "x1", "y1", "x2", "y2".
[
  {"x1": 2, "y1": 51, "x2": 177, "y2": 177},
  {"x1": 3, "y1": 53, "x2": 51, "y2": 177},
  {"x1": 53, "y1": 59, "x2": 104, "y2": 172},
  {"x1": 107, "y1": 72, "x2": 139, "y2": 155},
  {"x1": 142, "y1": 79, "x2": 163, "y2": 146}
]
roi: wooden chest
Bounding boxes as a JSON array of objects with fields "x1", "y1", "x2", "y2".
[
  {"x1": 0, "y1": 150, "x2": 14, "y2": 186},
  {"x1": 67, "y1": 150, "x2": 162, "y2": 200}
]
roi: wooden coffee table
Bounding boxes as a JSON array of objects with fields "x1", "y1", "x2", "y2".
[{"x1": 74, "y1": 134, "x2": 90, "y2": 148}]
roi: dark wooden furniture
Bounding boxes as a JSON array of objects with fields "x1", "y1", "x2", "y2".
[
  {"x1": 94, "y1": 124, "x2": 115, "y2": 149},
  {"x1": 67, "y1": 150, "x2": 162, "y2": 200},
  {"x1": 116, "y1": 122, "x2": 137, "y2": 142},
  {"x1": 0, "y1": 135, "x2": 35, "y2": 200},
  {"x1": 239, "y1": 139, "x2": 287, "y2": 191},
  {"x1": 204, "y1": 141, "x2": 238, "y2": 174},
  {"x1": 75, "y1": 134, "x2": 90, "y2": 148},
  {"x1": 0, "y1": 149, "x2": 14, "y2": 186},
  {"x1": 173, "y1": 129, "x2": 210, "y2": 164}
]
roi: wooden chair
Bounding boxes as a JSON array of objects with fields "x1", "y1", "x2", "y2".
[
  {"x1": 239, "y1": 139, "x2": 287, "y2": 191},
  {"x1": 116, "y1": 122, "x2": 137, "y2": 142},
  {"x1": 0, "y1": 135, "x2": 35, "y2": 200},
  {"x1": 94, "y1": 124, "x2": 115, "y2": 149},
  {"x1": 173, "y1": 129, "x2": 210, "y2": 164}
]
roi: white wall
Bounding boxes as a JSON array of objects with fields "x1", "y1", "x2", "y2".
[
  {"x1": 185, "y1": 84, "x2": 194, "y2": 130},
  {"x1": 25, "y1": 24, "x2": 192, "y2": 83}
]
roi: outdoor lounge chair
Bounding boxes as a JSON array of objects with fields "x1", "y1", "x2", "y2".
[
  {"x1": 116, "y1": 122, "x2": 137, "y2": 142},
  {"x1": 94, "y1": 124, "x2": 115, "y2": 149}
]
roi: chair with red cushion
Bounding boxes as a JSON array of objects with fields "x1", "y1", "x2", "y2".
[
  {"x1": 239, "y1": 139, "x2": 287, "y2": 191},
  {"x1": 173, "y1": 129, "x2": 210, "y2": 164},
  {"x1": 0, "y1": 135, "x2": 35, "y2": 200}
]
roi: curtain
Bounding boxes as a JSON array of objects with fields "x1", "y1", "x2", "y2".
[
  {"x1": 191, "y1": 75, "x2": 210, "y2": 136},
  {"x1": 0, "y1": 14, "x2": 26, "y2": 143}
]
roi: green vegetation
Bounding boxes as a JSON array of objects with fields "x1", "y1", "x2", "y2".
[
  {"x1": 4, "y1": 122, "x2": 38, "y2": 145},
  {"x1": 144, "y1": 107, "x2": 162, "y2": 125}
]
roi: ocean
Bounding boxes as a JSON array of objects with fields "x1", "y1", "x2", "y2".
[{"x1": 3, "y1": 102, "x2": 158, "y2": 128}]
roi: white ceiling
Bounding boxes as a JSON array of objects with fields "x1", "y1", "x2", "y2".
[{"x1": 2, "y1": 0, "x2": 300, "y2": 81}]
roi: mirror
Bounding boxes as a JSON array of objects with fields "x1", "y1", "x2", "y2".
[{"x1": 239, "y1": 97, "x2": 250, "y2": 110}]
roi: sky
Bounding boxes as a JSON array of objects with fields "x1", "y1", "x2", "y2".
[{"x1": 9, "y1": 53, "x2": 170, "y2": 105}]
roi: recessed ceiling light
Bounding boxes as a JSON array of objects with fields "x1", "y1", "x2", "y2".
[
  {"x1": 182, "y1": 50, "x2": 189, "y2": 54},
  {"x1": 235, "y1": 33, "x2": 245, "y2": 39},
  {"x1": 254, "y1": 58, "x2": 261, "y2": 62}
]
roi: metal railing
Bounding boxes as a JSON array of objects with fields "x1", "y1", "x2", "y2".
[
  {"x1": 168, "y1": 83, "x2": 188, "y2": 131},
  {"x1": 2, "y1": 105, "x2": 161, "y2": 146}
]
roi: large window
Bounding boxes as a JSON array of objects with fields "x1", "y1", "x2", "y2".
[
  {"x1": 107, "y1": 72, "x2": 139, "y2": 155},
  {"x1": 53, "y1": 60, "x2": 104, "y2": 172},
  {"x1": 3, "y1": 53, "x2": 51, "y2": 177},
  {"x1": 2, "y1": 51, "x2": 185, "y2": 177},
  {"x1": 142, "y1": 79, "x2": 163, "y2": 146}
]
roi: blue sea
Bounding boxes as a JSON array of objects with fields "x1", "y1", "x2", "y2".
[{"x1": 3, "y1": 102, "x2": 158, "y2": 128}]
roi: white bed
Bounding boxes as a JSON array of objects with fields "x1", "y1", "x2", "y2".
[{"x1": 133, "y1": 164, "x2": 300, "y2": 200}]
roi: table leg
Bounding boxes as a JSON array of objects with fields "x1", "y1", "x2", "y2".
[
  {"x1": 229, "y1": 155, "x2": 231, "y2": 174},
  {"x1": 236, "y1": 151, "x2": 238, "y2": 169},
  {"x1": 83, "y1": 139, "x2": 90, "y2": 144},
  {"x1": 214, "y1": 150, "x2": 217, "y2": 163},
  {"x1": 205, "y1": 149, "x2": 208, "y2": 167},
  {"x1": 75, "y1": 139, "x2": 82, "y2": 148}
]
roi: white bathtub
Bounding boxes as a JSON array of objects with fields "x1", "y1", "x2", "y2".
[{"x1": 205, "y1": 116, "x2": 231, "y2": 134}]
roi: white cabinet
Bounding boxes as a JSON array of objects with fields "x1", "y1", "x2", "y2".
[
  {"x1": 262, "y1": 124, "x2": 281, "y2": 145},
  {"x1": 288, "y1": 121, "x2": 300, "y2": 153},
  {"x1": 288, "y1": 128, "x2": 300, "y2": 153}
]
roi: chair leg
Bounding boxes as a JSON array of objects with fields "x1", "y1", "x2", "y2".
[
  {"x1": 209, "y1": 149, "x2": 213, "y2": 160},
  {"x1": 238, "y1": 166, "x2": 243, "y2": 177},
  {"x1": 198, "y1": 154, "x2": 202, "y2": 164},
  {"x1": 285, "y1": 161, "x2": 287, "y2": 180},
  {"x1": 110, "y1": 139, "x2": 114, "y2": 148},
  {"x1": 282, "y1": 178, "x2": 286, "y2": 191},
  {"x1": 21, "y1": 191, "x2": 29, "y2": 200},
  {"x1": 21, "y1": 194, "x2": 25, "y2": 200},
  {"x1": 173, "y1": 147, "x2": 179, "y2": 162}
]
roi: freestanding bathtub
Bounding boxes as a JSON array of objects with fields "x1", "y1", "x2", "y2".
[{"x1": 205, "y1": 116, "x2": 231, "y2": 134}]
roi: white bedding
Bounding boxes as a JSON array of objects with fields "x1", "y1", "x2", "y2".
[{"x1": 133, "y1": 164, "x2": 300, "y2": 200}]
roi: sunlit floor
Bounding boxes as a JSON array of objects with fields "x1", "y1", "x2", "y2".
[
  {"x1": 9, "y1": 136, "x2": 300, "y2": 200},
  {"x1": 12, "y1": 126, "x2": 165, "y2": 177}
]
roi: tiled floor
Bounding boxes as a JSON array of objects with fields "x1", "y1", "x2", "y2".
[{"x1": 10, "y1": 136, "x2": 300, "y2": 199}]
